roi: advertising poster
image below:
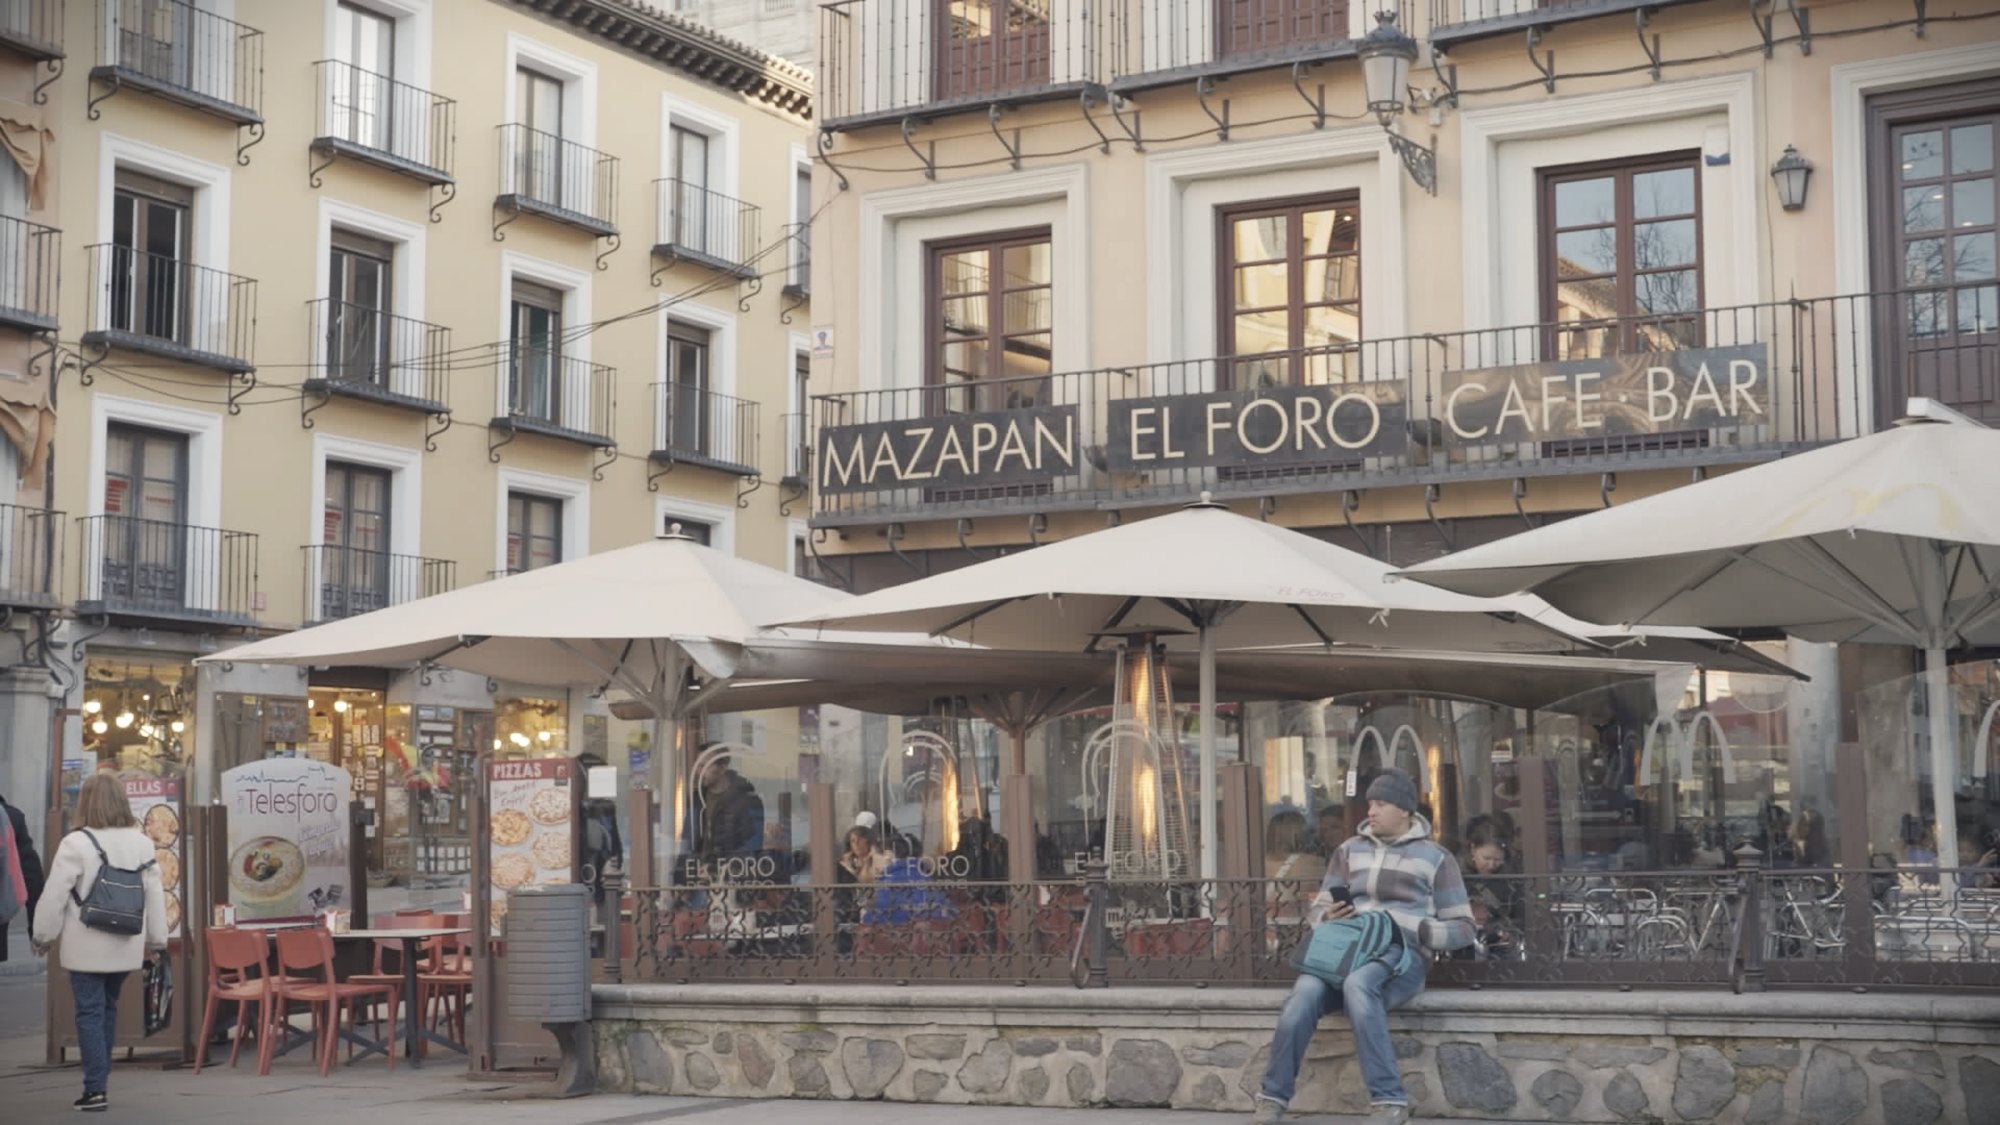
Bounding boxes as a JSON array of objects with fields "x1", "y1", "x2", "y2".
[
  {"x1": 220, "y1": 759, "x2": 352, "y2": 922},
  {"x1": 124, "y1": 776, "x2": 183, "y2": 938},
  {"x1": 487, "y1": 758, "x2": 575, "y2": 936}
]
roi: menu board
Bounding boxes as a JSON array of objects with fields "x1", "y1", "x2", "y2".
[
  {"x1": 487, "y1": 758, "x2": 576, "y2": 936},
  {"x1": 125, "y1": 776, "x2": 183, "y2": 938},
  {"x1": 221, "y1": 759, "x2": 353, "y2": 922}
]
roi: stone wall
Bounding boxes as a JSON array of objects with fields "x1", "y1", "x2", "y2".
[{"x1": 593, "y1": 984, "x2": 2000, "y2": 1124}]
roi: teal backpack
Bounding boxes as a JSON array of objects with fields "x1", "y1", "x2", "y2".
[{"x1": 1289, "y1": 909, "x2": 1413, "y2": 987}]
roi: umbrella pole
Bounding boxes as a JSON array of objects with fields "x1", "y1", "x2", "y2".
[
  {"x1": 1200, "y1": 623, "x2": 1218, "y2": 884},
  {"x1": 1924, "y1": 646, "x2": 1962, "y2": 874}
]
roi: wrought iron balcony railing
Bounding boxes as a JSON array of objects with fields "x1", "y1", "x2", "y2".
[
  {"x1": 1110, "y1": 0, "x2": 1375, "y2": 87},
  {"x1": 783, "y1": 221, "x2": 810, "y2": 296},
  {"x1": 94, "y1": 0, "x2": 263, "y2": 123},
  {"x1": 301, "y1": 543, "x2": 454, "y2": 623},
  {"x1": 653, "y1": 178, "x2": 760, "y2": 278},
  {"x1": 79, "y1": 514, "x2": 257, "y2": 624},
  {"x1": 495, "y1": 123, "x2": 618, "y2": 237},
  {"x1": 0, "y1": 502, "x2": 61, "y2": 609},
  {"x1": 781, "y1": 410, "x2": 809, "y2": 483},
  {"x1": 81, "y1": 244, "x2": 257, "y2": 373},
  {"x1": 820, "y1": 0, "x2": 1101, "y2": 126},
  {"x1": 305, "y1": 298, "x2": 450, "y2": 413},
  {"x1": 652, "y1": 383, "x2": 760, "y2": 475},
  {"x1": 0, "y1": 0, "x2": 64, "y2": 61},
  {"x1": 497, "y1": 346, "x2": 616, "y2": 447},
  {"x1": 311, "y1": 60, "x2": 455, "y2": 184},
  {"x1": 1428, "y1": 0, "x2": 1706, "y2": 46},
  {"x1": 0, "y1": 216, "x2": 59, "y2": 333},
  {"x1": 812, "y1": 286, "x2": 1988, "y2": 524}
]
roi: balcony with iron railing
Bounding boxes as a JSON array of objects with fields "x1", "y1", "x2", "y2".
[
  {"x1": 0, "y1": 215, "x2": 59, "y2": 334},
  {"x1": 305, "y1": 298, "x2": 450, "y2": 415},
  {"x1": 783, "y1": 221, "x2": 810, "y2": 298},
  {"x1": 80, "y1": 244, "x2": 257, "y2": 373},
  {"x1": 494, "y1": 345, "x2": 617, "y2": 448},
  {"x1": 1427, "y1": 0, "x2": 1707, "y2": 48},
  {"x1": 78, "y1": 514, "x2": 257, "y2": 626},
  {"x1": 92, "y1": 0, "x2": 263, "y2": 125},
  {"x1": 0, "y1": 0, "x2": 64, "y2": 62},
  {"x1": 781, "y1": 410, "x2": 810, "y2": 484},
  {"x1": 653, "y1": 178, "x2": 760, "y2": 279},
  {"x1": 301, "y1": 543, "x2": 455, "y2": 624},
  {"x1": 651, "y1": 383, "x2": 760, "y2": 476},
  {"x1": 811, "y1": 285, "x2": 1996, "y2": 525},
  {"x1": 495, "y1": 123, "x2": 619, "y2": 238},
  {"x1": 0, "y1": 502, "x2": 62, "y2": 609},
  {"x1": 311, "y1": 60, "x2": 455, "y2": 185}
]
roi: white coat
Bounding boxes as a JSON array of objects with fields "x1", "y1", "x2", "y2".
[{"x1": 31, "y1": 827, "x2": 168, "y2": 974}]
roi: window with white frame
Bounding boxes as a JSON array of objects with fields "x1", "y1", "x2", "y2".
[
  {"x1": 495, "y1": 465, "x2": 588, "y2": 575},
  {"x1": 506, "y1": 490, "x2": 562, "y2": 573},
  {"x1": 503, "y1": 37, "x2": 598, "y2": 216},
  {"x1": 659, "y1": 95, "x2": 737, "y2": 263},
  {"x1": 655, "y1": 494, "x2": 734, "y2": 555},
  {"x1": 788, "y1": 156, "x2": 811, "y2": 293}
]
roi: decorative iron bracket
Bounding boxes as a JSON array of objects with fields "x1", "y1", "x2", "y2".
[
  {"x1": 777, "y1": 476, "x2": 808, "y2": 517},
  {"x1": 487, "y1": 421, "x2": 518, "y2": 463},
  {"x1": 27, "y1": 333, "x2": 57, "y2": 386},
  {"x1": 1599, "y1": 471, "x2": 1618, "y2": 508},
  {"x1": 67, "y1": 613, "x2": 114, "y2": 665},
  {"x1": 595, "y1": 232, "x2": 621, "y2": 272},
  {"x1": 236, "y1": 121, "x2": 266, "y2": 167},
  {"x1": 492, "y1": 199, "x2": 522, "y2": 242},
  {"x1": 1341, "y1": 489, "x2": 1376, "y2": 557},
  {"x1": 1110, "y1": 91, "x2": 1144, "y2": 151},
  {"x1": 300, "y1": 383, "x2": 333, "y2": 430},
  {"x1": 1105, "y1": 510, "x2": 1123, "y2": 528},
  {"x1": 1195, "y1": 76, "x2": 1230, "y2": 141},
  {"x1": 1258, "y1": 496, "x2": 1278, "y2": 521},
  {"x1": 650, "y1": 245, "x2": 679, "y2": 288},
  {"x1": 308, "y1": 144, "x2": 337, "y2": 189},
  {"x1": 1790, "y1": 2, "x2": 1812, "y2": 54},
  {"x1": 32, "y1": 57, "x2": 61, "y2": 106},
  {"x1": 1290, "y1": 62, "x2": 1327, "y2": 129},
  {"x1": 816, "y1": 129, "x2": 851, "y2": 192},
  {"x1": 808, "y1": 526, "x2": 854, "y2": 591},
  {"x1": 1691, "y1": 465, "x2": 1708, "y2": 484},
  {"x1": 1511, "y1": 478, "x2": 1543, "y2": 530},
  {"x1": 645, "y1": 457, "x2": 675, "y2": 492},
  {"x1": 737, "y1": 273, "x2": 763, "y2": 313},
  {"x1": 735, "y1": 473, "x2": 764, "y2": 510},
  {"x1": 429, "y1": 181, "x2": 456, "y2": 224},
  {"x1": 1749, "y1": 0, "x2": 1775, "y2": 57},
  {"x1": 1077, "y1": 86, "x2": 1114, "y2": 154},
  {"x1": 900, "y1": 117, "x2": 936, "y2": 181},
  {"x1": 883, "y1": 522, "x2": 923, "y2": 576},
  {"x1": 1386, "y1": 128, "x2": 1438, "y2": 195},
  {"x1": 987, "y1": 104, "x2": 1024, "y2": 171},
  {"x1": 226, "y1": 370, "x2": 257, "y2": 416},
  {"x1": 72, "y1": 338, "x2": 108, "y2": 388},
  {"x1": 779, "y1": 285, "x2": 808, "y2": 325},
  {"x1": 86, "y1": 72, "x2": 119, "y2": 121},
  {"x1": 1635, "y1": 8, "x2": 1663, "y2": 80},
  {"x1": 591, "y1": 444, "x2": 617, "y2": 482},
  {"x1": 1429, "y1": 53, "x2": 1461, "y2": 113},
  {"x1": 424, "y1": 410, "x2": 452, "y2": 453},
  {"x1": 1526, "y1": 27, "x2": 1556, "y2": 94},
  {"x1": 1027, "y1": 512, "x2": 1048, "y2": 547},
  {"x1": 1423, "y1": 484, "x2": 1456, "y2": 551},
  {"x1": 956, "y1": 518, "x2": 992, "y2": 561},
  {"x1": 1912, "y1": 0, "x2": 1928, "y2": 37}
]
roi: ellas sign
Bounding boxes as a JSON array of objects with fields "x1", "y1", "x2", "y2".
[{"x1": 1440, "y1": 344, "x2": 1769, "y2": 447}]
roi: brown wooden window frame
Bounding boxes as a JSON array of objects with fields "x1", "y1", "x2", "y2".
[
  {"x1": 1215, "y1": 191, "x2": 1363, "y2": 391},
  {"x1": 925, "y1": 225, "x2": 1053, "y2": 412},
  {"x1": 1537, "y1": 150, "x2": 1705, "y2": 357},
  {"x1": 506, "y1": 490, "x2": 562, "y2": 574}
]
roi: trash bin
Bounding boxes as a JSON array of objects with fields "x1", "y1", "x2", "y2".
[{"x1": 503, "y1": 883, "x2": 591, "y2": 1025}]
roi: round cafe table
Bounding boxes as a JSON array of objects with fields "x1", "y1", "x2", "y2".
[{"x1": 335, "y1": 927, "x2": 470, "y2": 1066}]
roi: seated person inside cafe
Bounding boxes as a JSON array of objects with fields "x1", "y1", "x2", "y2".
[
  {"x1": 1456, "y1": 823, "x2": 1523, "y2": 959},
  {"x1": 862, "y1": 833, "x2": 955, "y2": 926},
  {"x1": 681, "y1": 750, "x2": 765, "y2": 877},
  {"x1": 1252, "y1": 768, "x2": 1476, "y2": 1125}
]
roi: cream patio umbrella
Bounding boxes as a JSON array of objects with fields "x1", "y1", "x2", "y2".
[
  {"x1": 1397, "y1": 403, "x2": 2000, "y2": 870},
  {"x1": 778, "y1": 496, "x2": 1592, "y2": 881}
]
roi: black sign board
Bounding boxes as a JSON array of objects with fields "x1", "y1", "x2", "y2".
[
  {"x1": 1439, "y1": 344, "x2": 1770, "y2": 448},
  {"x1": 817, "y1": 404, "x2": 1079, "y2": 494},
  {"x1": 1104, "y1": 382, "x2": 1407, "y2": 471}
]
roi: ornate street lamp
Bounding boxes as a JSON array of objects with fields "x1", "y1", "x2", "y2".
[
  {"x1": 1355, "y1": 11, "x2": 1436, "y2": 195},
  {"x1": 1770, "y1": 145, "x2": 1814, "y2": 212}
]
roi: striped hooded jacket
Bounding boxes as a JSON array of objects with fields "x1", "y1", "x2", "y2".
[{"x1": 1319, "y1": 814, "x2": 1478, "y2": 953}]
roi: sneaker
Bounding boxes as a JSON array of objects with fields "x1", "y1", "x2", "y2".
[
  {"x1": 1250, "y1": 1095, "x2": 1286, "y2": 1124},
  {"x1": 1361, "y1": 1104, "x2": 1410, "y2": 1125},
  {"x1": 74, "y1": 1092, "x2": 107, "y2": 1113}
]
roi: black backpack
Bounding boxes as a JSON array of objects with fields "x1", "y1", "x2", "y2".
[{"x1": 70, "y1": 828, "x2": 153, "y2": 936}]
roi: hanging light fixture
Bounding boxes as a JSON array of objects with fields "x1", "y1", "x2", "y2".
[
  {"x1": 82, "y1": 699, "x2": 102, "y2": 715},
  {"x1": 333, "y1": 698, "x2": 350, "y2": 714},
  {"x1": 509, "y1": 732, "x2": 531, "y2": 748},
  {"x1": 114, "y1": 708, "x2": 135, "y2": 729},
  {"x1": 1770, "y1": 145, "x2": 1814, "y2": 212},
  {"x1": 91, "y1": 719, "x2": 109, "y2": 735},
  {"x1": 1353, "y1": 11, "x2": 1437, "y2": 195},
  {"x1": 169, "y1": 719, "x2": 186, "y2": 734}
]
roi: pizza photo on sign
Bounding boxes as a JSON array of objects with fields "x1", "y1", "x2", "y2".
[{"x1": 492, "y1": 809, "x2": 533, "y2": 847}]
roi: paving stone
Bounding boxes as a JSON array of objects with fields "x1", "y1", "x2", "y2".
[
  {"x1": 1438, "y1": 1042, "x2": 1516, "y2": 1113},
  {"x1": 628, "y1": 1033, "x2": 674, "y2": 1093},
  {"x1": 1869, "y1": 1049, "x2": 1945, "y2": 1078},
  {"x1": 1531, "y1": 1069, "x2": 1584, "y2": 1118},
  {"x1": 1577, "y1": 1045, "x2": 1670, "y2": 1069},
  {"x1": 1182, "y1": 1041, "x2": 1253, "y2": 1068},
  {"x1": 787, "y1": 1052, "x2": 830, "y2": 1097},
  {"x1": 684, "y1": 1052, "x2": 720, "y2": 1091},
  {"x1": 839, "y1": 1037, "x2": 904, "y2": 1100},
  {"x1": 1673, "y1": 1045, "x2": 1738, "y2": 1122},
  {"x1": 1104, "y1": 1039, "x2": 1182, "y2": 1107},
  {"x1": 1743, "y1": 1078, "x2": 1786, "y2": 1125},
  {"x1": 1066, "y1": 1062, "x2": 1096, "y2": 1105},
  {"x1": 712, "y1": 1032, "x2": 733, "y2": 1055},
  {"x1": 662, "y1": 1025, "x2": 709, "y2": 1046},
  {"x1": 957, "y1": 1038, "x2": 1014, "y2": 1097},
  {"x1": 1881, "y1": 1078, "x2": 1944, "y2": 1125},
  {"x1": 1734, "y1": 1046, "x2": 1802, "y2": 1069},
  {"x1": 1801, "y1": 1045, "x2": 1867, "y2": 1125},
  {"x1": 1013, "y1": 1037, "x2": 1060, "y2": 1058},
  {"x1": 907, "y1": 1033, "x2": 967, "y2": 1061},
  {"x1": 1019, "y1": 1064, "x2": 1051, "y2": 1103},
  {"x1": 736, "y1": 1035, "x2": 775, "y2": 1090},
  {"x1": 1604, "y1": 1070, "x2": 1650, "y2": 1121},
  {"x1": 1391, "y1": 1035, "x2": 1424, "y2": 1060},
  {"x1": 1064, "y1": 1034, "x2": 1102, "y2": 1056},
  {"x1": 912, "y1": 1070, "x2": 948, "y2": 1102},
  {"x1": 1962, "y1": 1057, "x2": 2000, "y2": 1120},
  {"x1": 1498, "y1": 1042, "x2": 1571, "y2": 1062},
  {"x1": 1188, "y1": 1073, "x2": 1228, "y2": 1109},
  {"x1": 781, "y1": 1030, "x2": 837, "y2": 1053}
]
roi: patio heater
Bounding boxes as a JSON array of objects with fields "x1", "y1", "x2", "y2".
[{"x1": 1105, "y1": 633, "x2": 1194, "y2": 881}]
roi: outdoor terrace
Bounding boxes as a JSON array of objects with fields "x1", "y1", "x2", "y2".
[{"x1": 810, "y1": 286, "x2": 1986, "y2": 527}]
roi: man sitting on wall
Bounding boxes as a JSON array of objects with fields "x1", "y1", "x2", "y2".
[{"x1": 1252, "y1": 768, "x2": 1477, "y2": 1125}]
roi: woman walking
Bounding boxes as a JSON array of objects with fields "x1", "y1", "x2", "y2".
[{"x1": 31, "y1": 772, "x2": 168, "y2": 1112}]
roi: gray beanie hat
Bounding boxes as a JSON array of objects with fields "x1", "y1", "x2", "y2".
[{"x1": 1365, "y1": 768, "x2": 1419, "y2": 813}]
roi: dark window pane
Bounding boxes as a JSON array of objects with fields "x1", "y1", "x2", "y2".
[
  {"x1": 1953, "y1": 178, "x2": 1994, "y2": 229},
  {"x1": 1951, "y1": 124, "x2": 1993, "y2": 175},
  {"x1": 1555, "y1": 228, "x2": 1616, "y2": 276},
  {"x1": 1956, "y1": 285, "x2": 1998, "y2": 333},
  {"x1": 1904, "y1": 185, "x2": 1946, "y2": 233},
  {"x1": 1902, "y1": 130, "x2": 1944, "y2": 180},
  {"x1": 1906, "y1": 237, "x2": 1946, "y2": 285},
  {"x1": 1633, "y1": 219, "x2": 1698, "y2": 269},
  {"x1": 1633, "y1": 167, "x2": 1696, "y2": 219},
  {"x1": 1956, "y1": 231, "x2": 1995, "y2": 281},
  {"x1": 1636, "y1": 271, "x2": 1700, "y2": 316},
  {"x1": 1553, "y1": 177, "x2": 1615, "y2": 227}
]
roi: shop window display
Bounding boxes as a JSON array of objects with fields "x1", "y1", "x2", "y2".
[{"x1": 78, "y1": 657, "x2": 194, "y2": 789}]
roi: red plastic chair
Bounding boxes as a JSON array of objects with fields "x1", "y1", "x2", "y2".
[
  {"x1": 271, "y1": 928, "x2": 397, "y2": 1076},
  {"x1": 194, "y1": 928, "x2": 280, "y2": 1075}
]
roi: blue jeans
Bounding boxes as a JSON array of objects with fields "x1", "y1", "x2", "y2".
[
  {"x1": 1259, "y1": 958, "x2": 1427, "y2": 1107},
  {"x1": 70, "y1": 970, "x2": 128, "y2": 1094}
]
